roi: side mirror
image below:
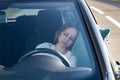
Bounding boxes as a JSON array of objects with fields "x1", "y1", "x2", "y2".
[{"x1": 99, "y1": 28, "x2": 110, "y2": 40}]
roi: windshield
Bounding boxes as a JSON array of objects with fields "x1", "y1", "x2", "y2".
[
  {"x1": 0, "y1": 0, "x2": 97, "y2": 72},
  {"x1": 0, "y1": 1, "x2": 104, "y2": 80},
  {"x1": 0, "y1": 1, "x2": 92, "y2": 67}
]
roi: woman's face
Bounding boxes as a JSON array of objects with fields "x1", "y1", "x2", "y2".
[{"x1": 58, "y1": 27, "x2": 78, "y2": 49}]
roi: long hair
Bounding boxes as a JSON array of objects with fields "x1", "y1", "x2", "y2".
[{"x1": 54, "y1": 24, "x2": 79, "y2": 50}]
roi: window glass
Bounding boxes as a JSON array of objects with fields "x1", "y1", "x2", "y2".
[
  {"x1": 0, "y1": 1, "x2": 103, "y2": 79},
  {"x1": 1, "y1": 1, "x2": 94, "y2": 70}
]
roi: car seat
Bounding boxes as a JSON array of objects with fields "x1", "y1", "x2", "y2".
[{"x1": 25, "y1": 9, "x2": 63, "y2": 53}]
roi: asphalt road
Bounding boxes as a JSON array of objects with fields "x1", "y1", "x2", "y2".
[{"x1": 86, "y1": 0, "x2": 120, "y2": 62}]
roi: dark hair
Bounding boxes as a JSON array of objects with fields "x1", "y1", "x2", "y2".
[{"x1": 54, "y1": 24, "x2": 79, "y2": 50}]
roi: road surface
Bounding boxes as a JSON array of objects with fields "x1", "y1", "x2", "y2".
[{"x1": 86, "y1": 0, "x2": 120, "y2": 62}]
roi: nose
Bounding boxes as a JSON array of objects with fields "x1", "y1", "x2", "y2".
[{"x1": 64, "y1": 37, "x2": 70, "y2": 42}]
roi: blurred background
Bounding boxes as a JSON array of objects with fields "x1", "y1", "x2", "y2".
[{"x1": 86, "y1": 0, "x2": 120, "y2": 62}]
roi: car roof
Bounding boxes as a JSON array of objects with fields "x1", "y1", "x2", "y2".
[
  {"x1": 0, "y1": 0, "x2": 80, "y2": 10},
  {"x1": 1, "y1": 0, "x2": 76, "y2": 2}
]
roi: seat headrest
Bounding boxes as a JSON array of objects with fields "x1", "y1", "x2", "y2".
[
  {"x1": 0, "y1": 11, "x2": 6, "y2": 23},
  {"x1": 36, "y1": 9, "x2": 63, "y2": 43}
]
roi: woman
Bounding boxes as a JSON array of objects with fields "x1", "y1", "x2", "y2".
[{"x1": 36, "y1": 24, "x2": 79, "y2": 67}]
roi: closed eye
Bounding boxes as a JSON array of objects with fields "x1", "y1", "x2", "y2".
[
  {"x1": 70, "y1": 37, "x2": 75, "y2": 42},
  {"x1": 64, "y1": 32, "x2": 68, "y2": 37}
]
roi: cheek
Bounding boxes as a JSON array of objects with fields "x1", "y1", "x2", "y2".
[
  {"x1": 58, "y1": 34, "x2": 65, "y2": 41},
  {"x1": 58, "y1": 35, "x2": 64, "y2": 42},
  {"x1": 68, "y1": 40, "x2": 74, "y2": 46}
]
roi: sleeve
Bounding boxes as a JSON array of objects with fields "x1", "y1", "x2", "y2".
[
  {"x1": 64, "y1": 51, "x2": 77, "y2": 67},
  {"x1": 69, "y1": 55, "x2": 77, "y2": 67},
  {"x1": 35, "y1": 42, "x2": 54, "y2": 49}
]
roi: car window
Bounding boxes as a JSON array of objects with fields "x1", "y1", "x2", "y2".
[{"x1": 0, "y1": 1, "x2": 101, "y2": 80}]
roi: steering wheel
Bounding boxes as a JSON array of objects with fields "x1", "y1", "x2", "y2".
[
  {"x1": 0, "y1": 48, "x2": 93, "y2": 80},
  {"x1": 19, "y1": 48, "x2": 70, "y2": 67}
]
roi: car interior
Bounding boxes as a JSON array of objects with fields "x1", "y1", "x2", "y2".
[
  {"x1": 0, "y1": 2, "x2": 100, "y2": 80},
  {"x1": 0, "y1": 9, "x2": 93, "y2": 79},
  {"x1": 0, "y1": 9, "x2": 63, "y2": 67}
]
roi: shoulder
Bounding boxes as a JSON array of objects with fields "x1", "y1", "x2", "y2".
[{"x1": 36, "y1": 42, "x2": 54, "y2": 49}]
